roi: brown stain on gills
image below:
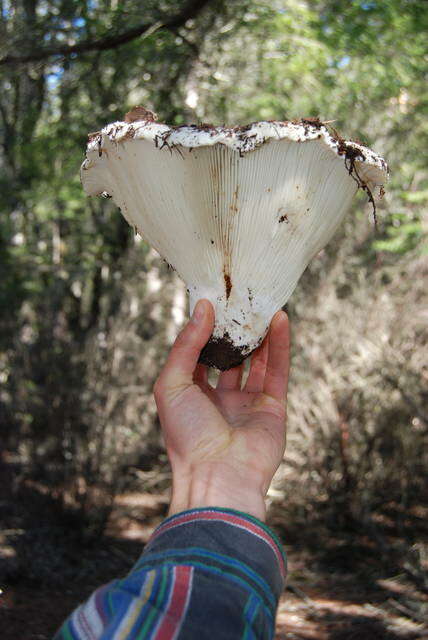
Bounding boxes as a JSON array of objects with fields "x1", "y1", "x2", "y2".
[
  {"x1": 230, "y1": 185, "x2": 239, "y2": 213},
  {"x1": 224, "y1": 272, "x2": 232, "y2": 300}
]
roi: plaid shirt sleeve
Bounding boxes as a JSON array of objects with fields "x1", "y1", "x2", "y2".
[{"x1": 54, "y1": 507, "x2": 287, "y2": 640}]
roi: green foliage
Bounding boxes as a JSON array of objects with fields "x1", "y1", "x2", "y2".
[{"x1": 374, "y1": 212, "x2": 425, "y2": 254}]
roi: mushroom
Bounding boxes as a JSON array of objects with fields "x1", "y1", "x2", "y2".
[{"x1": 81, "y1": 109, "x2": 388, "y2": 370}]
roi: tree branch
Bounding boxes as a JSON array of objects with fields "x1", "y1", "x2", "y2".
[{"x1": 0, "y1": 0, "x2": 212, "y2": 65}]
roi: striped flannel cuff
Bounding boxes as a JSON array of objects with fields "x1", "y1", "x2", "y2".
[{"x1": 134, "y1": 507, "x2": 286, "y2": 613}]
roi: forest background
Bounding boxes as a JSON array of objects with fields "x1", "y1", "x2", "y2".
[{"x1": 1, "y1": 1, "x2": 427, "y2": 638}]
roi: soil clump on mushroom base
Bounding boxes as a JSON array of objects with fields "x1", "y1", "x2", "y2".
[{"x1": 199, "y1": 332, "x2": 250, "y2": 370}]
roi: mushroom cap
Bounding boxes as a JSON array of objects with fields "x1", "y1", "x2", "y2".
[
  {"x1": 81, "y1": 113, "x2": 388, "y2": 370},
  {"x1": 83, "y1": 117, "x2": 387, "y2": 195}
]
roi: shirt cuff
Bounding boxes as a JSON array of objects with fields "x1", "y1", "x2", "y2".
[{"x1": 132, "y1": 507, "x2": 286, "y2": 615}]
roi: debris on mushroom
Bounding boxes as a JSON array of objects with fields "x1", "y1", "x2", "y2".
[
  {"x1": 124, "y1": 106, "x2": 158, "y2": 123},
  {"x1": 81, "y1": 108, "x2": 388, "y2": 370}
]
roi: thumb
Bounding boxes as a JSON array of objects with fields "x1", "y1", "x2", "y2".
[{"x1": 156, "y1": 299, "x2": 214, "y2": 399}]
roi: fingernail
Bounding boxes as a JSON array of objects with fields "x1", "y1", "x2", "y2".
[{"x1": 192, "y1": 300, "x2": 205, "y2": 323}]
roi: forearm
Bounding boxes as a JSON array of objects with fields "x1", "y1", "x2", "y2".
[
  {"x1": 54, "y1": 508, "x2": 286, "y2": 640},
  {"x1": 138, "y1": 507, "x2": 286, "y2": 639}
]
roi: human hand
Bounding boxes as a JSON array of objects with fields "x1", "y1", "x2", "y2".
[{"x1": 154, "y1": 299, "x2": 290, "y2": 522}]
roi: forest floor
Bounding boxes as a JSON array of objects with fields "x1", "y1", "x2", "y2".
[{"x1": 1, "y1": 469, "x2": 427, "y2": 640}]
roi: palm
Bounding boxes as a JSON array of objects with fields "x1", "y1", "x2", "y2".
[
  {"x1": 202, "y1": 385, "x2": 286, "y2": 474},
  {"x1": 211, "y1": 387, "x2": 285, "y2": 430}
]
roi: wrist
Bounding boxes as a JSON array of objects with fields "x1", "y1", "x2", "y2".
[{"x1": 168, "y1": 461, "x2": 268, "y2": 522}]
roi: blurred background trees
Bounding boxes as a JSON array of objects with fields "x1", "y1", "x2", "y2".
[{"x1": 1, "y1": 0, "x2": 427, "y2": 635}]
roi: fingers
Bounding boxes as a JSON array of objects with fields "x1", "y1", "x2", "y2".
[
  {"x1": 156, "y1": 299, "x2": 214, "y2": 396},
  {"x1": 263, "y1": 310, "x2": 290, "y2": 402},
  {"x1": 243, "y1": 333, "x2": 269, "y2": 393},
  {"x1": 216, "y1": 363, "x2": 244, "y2": 391},
  {"x1": 194, "y1": 363, "x2": 209, "y2": 387}
]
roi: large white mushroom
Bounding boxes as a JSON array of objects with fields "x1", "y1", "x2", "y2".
[{"x1": 81, "y1": 107, "x2": 388, "y2": 370}]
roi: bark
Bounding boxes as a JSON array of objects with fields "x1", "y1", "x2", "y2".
[{"x1": 0, "y1": 0, "x2": 212, "y2": 65}]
